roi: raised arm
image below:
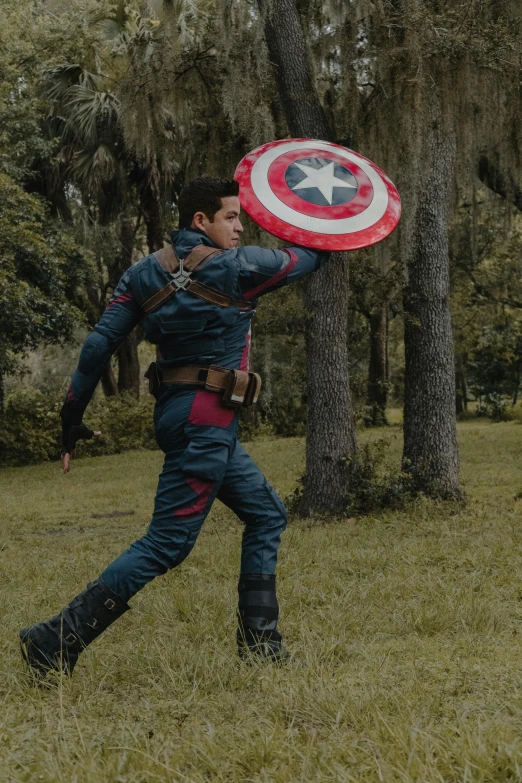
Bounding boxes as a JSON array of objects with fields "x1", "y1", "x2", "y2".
[
  {"x1": 237, "y1": 245, "x2": 330, "y2": 301},
  {"x1": 60, "y1": 269, "x2": 142, "y2": 471}
]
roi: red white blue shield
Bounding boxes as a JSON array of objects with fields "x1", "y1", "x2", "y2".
[{"x1": 234, "y1": 139, "x2": 401, "y2": 251}]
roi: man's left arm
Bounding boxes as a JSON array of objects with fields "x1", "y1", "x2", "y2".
[{"x1": 60, "y1": 269, "x2": 142, "y2": 471}]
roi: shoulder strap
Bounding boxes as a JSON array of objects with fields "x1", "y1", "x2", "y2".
[
  {"x1": 153, "y1": 244, "x2": 179, "y2": 274},
  {"x1": 142, "y1": 244, "x2": 253, "y2": 314},
  {"x1": 183, "y1": 245, "x2": 222, "y2": 270}
]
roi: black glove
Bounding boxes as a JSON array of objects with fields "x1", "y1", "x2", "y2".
[
  {"x1": 61, "y1": 423, "x2": 96, "y2": 457},
  {"x1": 60, "y1": 402, "x2": 94, "y2": 457}
]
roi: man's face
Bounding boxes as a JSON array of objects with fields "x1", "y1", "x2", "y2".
[{"x1": 191, "y1": 196, "x2": 243, "y2": 249}]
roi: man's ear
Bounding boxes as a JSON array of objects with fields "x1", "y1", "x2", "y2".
[{"x1": 191, "y1": 211, "x2": 208, "y2": 231}]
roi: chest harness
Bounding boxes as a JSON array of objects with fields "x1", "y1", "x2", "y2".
[{"x1": 143, "y1": 244, "x2": 261, "y2": 408}]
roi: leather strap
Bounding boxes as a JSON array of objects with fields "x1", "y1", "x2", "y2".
[
  {"x1": 161, "y1": 364, "x2": 231, "y2": 390},
  {"x1": 187, "y1": 280, "x2": 253, "y2": 311},
  {"x1": 142, "y1": 282, "x2": 177, "y2": 314},
  {"x1": 183, "y1": 245, "x2": 222, "y2": 270},
  {"x1": 143, "y1": 245, "x2": 253, "y2": 314},
  {"x1": 153, "y1": 244, "x2": 179, "y2": 274}
]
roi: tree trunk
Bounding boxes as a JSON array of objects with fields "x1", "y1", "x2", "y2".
[
  {"x1": 258, "y1": 0, "x2": 357, "y2": 514},
  {"x1": 455, "y1": 352, "x2": 467, "y2": 414},
  {"x1": 402, "y1": 104, "x2": 462, "y2": 500},
  {"x1": 140, "y1": 183, "x2": 165, "y2": 252},
  {"x1": 117, "y1": 331, "x2": 141, "y2": 397},
  {"x1": 114, "y1": 217, "x2": 141, "y2": 397},
  {"x1": 302, "y1": 253, "x2": 356, "y2": 512},
  {"x1": 100, "y1": 364, "x2": 118, "y2": 397},
  {"x1": 366, "y1": 305, "x2": 389, "y2": 426}
]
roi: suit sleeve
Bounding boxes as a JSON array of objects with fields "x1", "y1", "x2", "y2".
[
  {"x1": 237, "y1": 246, "x2": 331, "y2": 301},
  {"x1": 61, "y1": 269, "x2": 142, "y2": 422}
]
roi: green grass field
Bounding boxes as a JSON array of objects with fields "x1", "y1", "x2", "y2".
[{"x1": 3, "y1": 417, "x2": 522, "y2": 782}]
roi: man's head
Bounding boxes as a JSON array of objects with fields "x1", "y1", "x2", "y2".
[{"x1": 177, "y1": 177, "x2": 243, "y2": 249}]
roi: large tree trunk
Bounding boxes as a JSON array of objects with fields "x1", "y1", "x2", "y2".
[
  {"x1": 366, "y1": 305, "x2": 389, "y2": 426},
  {"x1": 402, "y1": 103, "x2": 462, "y2": 499},
  {"x1": 258, "y1": 0, "x2": 357, "y2": 514}
]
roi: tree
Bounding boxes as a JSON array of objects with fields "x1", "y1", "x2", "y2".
[
  {"x1": 0, "y1": 171, "x2": 91, "y2": 410},
  {"x1": 256, "y1": 0, "x2": 357, "y2": 514}
]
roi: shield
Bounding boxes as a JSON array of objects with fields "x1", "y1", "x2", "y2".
[{"x1": 234, "y1": 139, "x2": 401, "y2": 251}]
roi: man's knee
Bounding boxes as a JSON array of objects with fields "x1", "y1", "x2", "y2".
[{"x1": 131, "y1": 524, "x2": 199, "y2": 573}]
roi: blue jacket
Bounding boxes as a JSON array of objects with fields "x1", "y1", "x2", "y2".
[{"x1": 63, "y1": 229, "x2": 330, "y2": 416}]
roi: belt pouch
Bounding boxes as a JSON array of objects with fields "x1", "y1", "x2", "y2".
[
  {"x1": 222, "y1": 369, "x2": 250, "y2": 408},
  {"x1": 243, "y1": 372, "x2": 262, "y2": 407},
  {"x1": 144, "y1": 362, "x2": 162, "y2": 399}
]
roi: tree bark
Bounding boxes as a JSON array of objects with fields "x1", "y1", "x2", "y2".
[
  {"x1": 100, "y1": 364, "x2": 118, "y2": 397},
  {"x1": 258, "y1": 0, "x2": 357, "y2": 514},
  {"x1": 140, "y1": 182, "x2": 165, "y2": 252},
  {"x1": 366, "y1": 305, "x2": 389, "y2": 426},
  {"x1": 402, "y1": 104, "x2": 462, "y2": 500},
  {"x1": 113, "y1": 217, "x2": 141, "y2": 397},
  {"x1": 116, "y1": 331, "x2": 141, "y2": 396},
  {"x1": 455, "y1": 352, "x2": 467, "y2": 415},
  {"x1": 478, "y1": 155, "x2": 522, "y2": 212}
]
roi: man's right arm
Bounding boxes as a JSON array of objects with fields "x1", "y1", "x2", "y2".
[
  {"x1": 236, "y1": 245, "x2": 330, "y2": 301},
  {"x1": 61, "y1": 269, "x2": 142, "y2": 465}
]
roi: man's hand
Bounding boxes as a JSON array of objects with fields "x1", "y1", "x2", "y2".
[{"x1": 61, "y1": 424, "x2": 101, "y2": 473}]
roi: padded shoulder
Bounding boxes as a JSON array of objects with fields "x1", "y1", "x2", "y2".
[{"x1": 129, "y1": 255, "x2": 171, "y2": 305}]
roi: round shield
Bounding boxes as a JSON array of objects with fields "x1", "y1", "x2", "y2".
[{"x1": 234, "y1": 139, "x2": 401, "y2": 251}]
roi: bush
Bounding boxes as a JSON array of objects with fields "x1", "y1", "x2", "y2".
[
  {"x1": 288, "y1": 437, "x2": 414, "y2": 518},
  {"x1": 475, "y1": 393, "x2": 514, "y2": 422},
  {"x1": 0, "y1": 389, "x2": 61, "y2": 466},
  {"x1": 0, "y1": 389, "x2": 157, "y2": 467}
]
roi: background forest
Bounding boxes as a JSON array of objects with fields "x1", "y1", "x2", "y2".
[{"x1": 1, "y1": 0, "x2": 521, "y2": 510}]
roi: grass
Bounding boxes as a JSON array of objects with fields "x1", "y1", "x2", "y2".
[{"x1": 2, "y1": 416, "x2": 522, "y2": 781}]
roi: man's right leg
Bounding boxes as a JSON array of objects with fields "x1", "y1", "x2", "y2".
[{"x1": 217, "y1": 440, "x2": 291, "y2": 662}]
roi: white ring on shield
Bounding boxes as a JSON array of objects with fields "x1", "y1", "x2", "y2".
[{"x1": 250, "y1": 141, "x2": 389, "y2": 235}]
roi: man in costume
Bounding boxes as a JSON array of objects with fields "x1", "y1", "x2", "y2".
[{"x1": 20, "y1": 177, "x2": 329, "y2": 677}]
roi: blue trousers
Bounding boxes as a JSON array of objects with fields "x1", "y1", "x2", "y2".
[{"x1": 101, "y1": 389, "x2": 287, "y2": 602}]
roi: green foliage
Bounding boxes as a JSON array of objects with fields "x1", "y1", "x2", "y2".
[
  {"x1": 288, "y1": 434, "x2": 414, "y2": 517},
  {"x1": 0, "y1": 389, "x2": 62, "y2": 466},
  {"x1": 0, "y1": 389, "x2": 157, "y2": 467},
  {"x1": 0, "y1": 172, "x2": 93, "y2": 378},
  {"x1": 80, "y1": 391, "x2": 157, "y2": 456}
]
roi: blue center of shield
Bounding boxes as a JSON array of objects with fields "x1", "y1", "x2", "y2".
[{"x1": 285, "y1": 157, "x2": 358, "y2": 207}]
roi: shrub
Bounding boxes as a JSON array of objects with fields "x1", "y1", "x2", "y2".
[
  {"x1": 288, "y1": 437, "x2": 414, "y2": 518},
  {"x1": 0, "y1": 389, "x2": 61, "y2": 466},
  {"x1": 0, "y1": 389, "x2": 157, "y2": 467}
]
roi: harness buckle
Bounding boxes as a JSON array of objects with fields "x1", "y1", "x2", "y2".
[{"x1": 170, "y1": 258, "x2": 192, "y2": 291}]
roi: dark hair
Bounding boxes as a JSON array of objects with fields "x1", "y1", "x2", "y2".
[{"x1": 177, "y1": 177, "x2": 240, "y2": 229}]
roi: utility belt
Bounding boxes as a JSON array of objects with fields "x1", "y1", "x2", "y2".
[{"x1": 145, "y1": 362, "x2": 262, "y2": 408}]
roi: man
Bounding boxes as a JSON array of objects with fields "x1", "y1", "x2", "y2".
[{"x1": 20, "y1": 177, "x2": 330, "y2": 678}]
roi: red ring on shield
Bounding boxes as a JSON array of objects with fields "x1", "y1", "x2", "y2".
[
  {"x1": 267, "y1": 147, "x2": 373, "y2": 220},
  {"x1": 234, "y1": 139, "x2": 402, "y2": 251}
]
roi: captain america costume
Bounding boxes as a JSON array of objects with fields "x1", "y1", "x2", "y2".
[{"x1": 20, "y1": 225, "x2": 330, "y2": 674}]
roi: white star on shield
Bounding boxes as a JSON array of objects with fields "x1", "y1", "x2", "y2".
[{"x1": 291, "y1": 161, "x2": 357, "y2": 205}]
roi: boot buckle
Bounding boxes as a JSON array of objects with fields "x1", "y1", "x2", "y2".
[
  {"x1": 65, "y1": 633, "x2": 77, "y2": 645},
  {"x1": 104, "y1": 598, "x2": 116, "y2": 610}
]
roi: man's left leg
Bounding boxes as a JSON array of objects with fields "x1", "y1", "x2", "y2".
[
  {"x1": 217, "y1": 440, "x2": 291, "y2": 661},
  {"x1": 20, "y1": 420, "x2": 233, "y2": 678}
]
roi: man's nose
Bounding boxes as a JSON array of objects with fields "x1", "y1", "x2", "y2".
[{"x1": 236, "y1": 219, "x2": 244, "y2": 233}]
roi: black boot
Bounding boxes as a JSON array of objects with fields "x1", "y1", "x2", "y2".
[
  {"x1": 236, "y1": 573, "x2": 292, "y2": 663},
  {"x1": 20, "y1": 579, "x2": 130, "y2": 678}
]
